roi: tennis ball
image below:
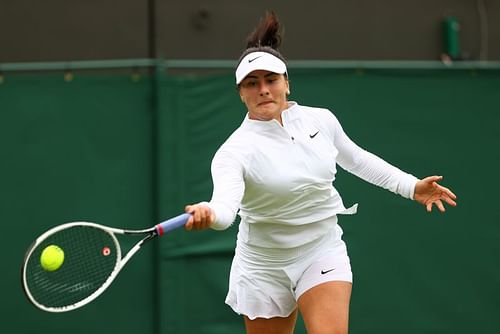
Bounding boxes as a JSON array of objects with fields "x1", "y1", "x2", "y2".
[{"x1": 40, "y1": 245, "x2": 65, "y2": 272}]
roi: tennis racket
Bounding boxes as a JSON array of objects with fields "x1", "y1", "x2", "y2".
[{"x1": 21, "y1": 213, "x2": 191, "y2": 313}]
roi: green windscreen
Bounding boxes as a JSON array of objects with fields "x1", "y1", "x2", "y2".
[{"x1": 1, "y1": 66, "x2": 499, "y2": 334}]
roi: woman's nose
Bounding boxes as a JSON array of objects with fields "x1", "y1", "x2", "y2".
[{"x1": 258, "y1": 83, "x2": 270, "y2": 96}]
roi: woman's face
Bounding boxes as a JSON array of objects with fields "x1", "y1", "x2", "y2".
[{"x1": 238, "y1": 70, "x2": 289, "y2": 124}]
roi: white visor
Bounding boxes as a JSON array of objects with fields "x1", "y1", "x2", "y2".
[{"x1": 235, "y1": 51, "x2": 287, "y2": 84}]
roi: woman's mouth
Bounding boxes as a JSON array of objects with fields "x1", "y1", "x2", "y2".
[{"x1": 258, "y1": 100, "x2": 274, "y2": 106}]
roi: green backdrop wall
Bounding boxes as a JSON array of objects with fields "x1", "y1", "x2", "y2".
[{"x1": 1, "y1": 64, "x2": 499, "y2": 333}]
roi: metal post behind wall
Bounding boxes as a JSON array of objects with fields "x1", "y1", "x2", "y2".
[{"x1": 150, "y1": 58, "x2": 164, "y2": 334}]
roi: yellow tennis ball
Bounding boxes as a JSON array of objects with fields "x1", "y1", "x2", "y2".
[{"x1": 40, "y1": 245, "x2": 65, "y2": 272}]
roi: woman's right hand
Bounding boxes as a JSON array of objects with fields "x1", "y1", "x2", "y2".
[{"x1": 184, "y1": 204, "x2": 216, "y2": 231}]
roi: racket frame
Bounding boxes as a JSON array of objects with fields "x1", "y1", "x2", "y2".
[
  {"x1": 21, "y1": 213, "x2": 190, "y2": 312},
  {"x1": 22, "y1": 222, "x2": 154, "y2": 312}
]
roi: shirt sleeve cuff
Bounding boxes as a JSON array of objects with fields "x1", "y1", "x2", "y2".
[{"x1": 399, "y1": 175, "x2": 419, "y2": 200}]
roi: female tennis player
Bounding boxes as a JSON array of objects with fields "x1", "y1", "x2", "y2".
[{"x1": 183, "y1": 12, "x2": 457, "y2": 334}]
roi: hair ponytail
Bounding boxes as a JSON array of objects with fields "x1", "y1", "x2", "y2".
[
  {"x1": 237, "y1": 11, "x2": 287, "y2": 64},
  {"x1": 246, "y1": 11, "x2": 283, "y2": 50}
]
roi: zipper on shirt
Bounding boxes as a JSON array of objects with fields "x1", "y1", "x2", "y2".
[{"x1": 281, "y1": 113, "x2": 295, "y2": 143}]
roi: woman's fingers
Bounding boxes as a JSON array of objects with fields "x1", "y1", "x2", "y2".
[{"x1": 184, "y1": 204, "x2": 213, "y2": 230}]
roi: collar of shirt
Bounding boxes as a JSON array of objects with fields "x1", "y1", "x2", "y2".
[{"x1": 241, "y1": 101, "x2": 299, "y2": 132}]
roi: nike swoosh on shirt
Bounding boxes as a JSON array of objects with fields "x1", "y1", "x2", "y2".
[{"x1": 309, "y1": 131, "x2": 319, "y2": 139}]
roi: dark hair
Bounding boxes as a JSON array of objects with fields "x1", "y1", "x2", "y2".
[{"x1": 237, "y1": 11, "x2": 287, "y2": 66}]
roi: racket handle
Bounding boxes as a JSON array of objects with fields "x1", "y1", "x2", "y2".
[{"x1": 155, "y1": 213, "x2": 191, "y2": 236}]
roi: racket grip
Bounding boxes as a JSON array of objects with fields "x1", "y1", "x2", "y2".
[{"x1": 156, "y1": 213, "x2": 191, "y2": 236}]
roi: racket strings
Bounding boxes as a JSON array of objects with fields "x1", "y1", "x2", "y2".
[{"x1": 24, "y1": 226, "x2": 119, "y2": 309}]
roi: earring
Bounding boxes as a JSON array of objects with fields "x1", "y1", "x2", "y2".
[{"x1": 286, "y1": 89, "x2": 291, "y2": 95}]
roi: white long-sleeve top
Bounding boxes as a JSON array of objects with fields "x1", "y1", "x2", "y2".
[{"x1": 204, "y1": 102, "x2": 418, "y2": 248}]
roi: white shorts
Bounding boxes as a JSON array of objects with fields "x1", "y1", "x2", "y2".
[{"x1": 225, "y1": 222, "x2": 352, "y2": 320}]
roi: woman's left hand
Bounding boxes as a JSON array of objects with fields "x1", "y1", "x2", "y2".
[{"x1": 414, "y1": 176, "x2": 457, "y2": 212}]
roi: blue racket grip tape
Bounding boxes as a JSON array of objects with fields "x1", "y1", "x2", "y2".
[{"x1": 156, "y1": 213, "x2": 191, "y2": 236}]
